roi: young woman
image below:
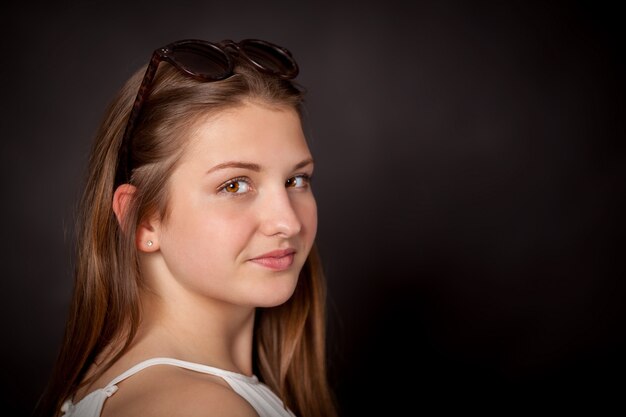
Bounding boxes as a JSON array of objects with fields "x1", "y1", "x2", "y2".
[{"x1": 36, "y1": 39, "x2": 338, "y2": 417}]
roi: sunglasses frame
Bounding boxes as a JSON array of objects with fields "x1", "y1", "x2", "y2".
[{"x1": 116, "y1": 39, "x2": 299, "y2": 186}]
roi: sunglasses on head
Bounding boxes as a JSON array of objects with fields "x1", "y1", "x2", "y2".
[{"x1": 116, "y1": 38, "x2": 299, "y2": 186}]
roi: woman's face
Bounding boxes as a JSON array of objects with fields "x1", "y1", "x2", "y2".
[{"x1": 153, "y1": 101, "x2": 317, "y2": 308}]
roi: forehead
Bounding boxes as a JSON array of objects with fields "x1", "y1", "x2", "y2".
[{"x1": 183, "y1": 102, "x2": 310, "y2": 165}]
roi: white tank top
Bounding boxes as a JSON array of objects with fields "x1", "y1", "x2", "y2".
[{"x1": 60, "y1": 357, "x2": 296, "y2": 417}]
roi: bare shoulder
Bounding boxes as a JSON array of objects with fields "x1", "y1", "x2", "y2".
[{"x1": 101, "y1": 363, "x2": 259, "y2": 417}]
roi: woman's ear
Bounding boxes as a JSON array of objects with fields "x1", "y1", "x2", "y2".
[
  {"x1": 112, "y1": 184, "x2": 136, "y2": 228},
  {"x1": 112, "y1": 184, "x2": 160, "y2": 252},
  {"x1": 136, "y1": 212, "x2": 161, "y2": 253}
]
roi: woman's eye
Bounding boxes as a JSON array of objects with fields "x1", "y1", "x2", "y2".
[
  {"x1": 285, "y1": 175, "x2": 310, "y2": 188},
  {"x1": 220, "y1": 178, "x2": 251, "y2": 194}
]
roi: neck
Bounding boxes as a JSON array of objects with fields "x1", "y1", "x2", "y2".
[
  {"x1": 135, "y1": 287, "x2": 256, "y2": 376},
  {"x1": 126, "y1": 251, "x2": 259, "y2": 376}
]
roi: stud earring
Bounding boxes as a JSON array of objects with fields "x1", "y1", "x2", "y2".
[{"x1": 146, "y1": 240, "x2": 153, "y2": 247}]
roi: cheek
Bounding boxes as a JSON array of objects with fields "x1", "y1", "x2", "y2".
[
  {"x1": 160, "y1": 203, "x2": 254, "y2": 278},
  {"x1": 296, "y1": 194, "x2": 318, "y2": 244}
]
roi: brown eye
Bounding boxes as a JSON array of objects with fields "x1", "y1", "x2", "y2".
[
  {"x1": 285, "y1": 175, "x2": 309, "y2": 188},
  {"x1": 220, "y1": 178, "x2": 251, "y2": 194},
  {"x1": 225, "y1": 182, "x2": 240, "y2": 193}
]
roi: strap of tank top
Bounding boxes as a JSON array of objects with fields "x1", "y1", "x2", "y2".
[{"x1": 105, "y1": 357, "x2": 257, "y2": 388}]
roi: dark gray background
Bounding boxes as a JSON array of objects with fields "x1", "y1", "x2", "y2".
[{"x1": 2, "y1": 0, "x2": 625, "y2": 415}]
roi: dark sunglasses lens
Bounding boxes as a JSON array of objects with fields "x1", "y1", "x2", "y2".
[
  {"x1": 171, "y1": 43, "x2": 231, "y2": 80},
  {"x1": 241, "y1": 41, "x2": 298, "y2": 77}
]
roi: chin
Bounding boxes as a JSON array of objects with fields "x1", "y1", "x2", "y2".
[{"x1": 252, "y1": 274, "x2": 299, "y2": 308}]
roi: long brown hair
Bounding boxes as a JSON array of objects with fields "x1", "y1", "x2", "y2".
[{"x1": 36, "y1": 46, "x2": 337, "y2": 417}]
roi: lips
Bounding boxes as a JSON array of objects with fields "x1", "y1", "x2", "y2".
[{"x1": 249, "y1": 248, "x2": 296, "y2": 271}]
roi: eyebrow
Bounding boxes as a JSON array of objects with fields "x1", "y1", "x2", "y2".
[{"x1": 206, "y1": 158, "x2": 314, "y2": 175}]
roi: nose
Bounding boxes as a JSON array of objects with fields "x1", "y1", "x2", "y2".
[{"x1": 258, "y1": 187, "x2": 302, "y2": 238}]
